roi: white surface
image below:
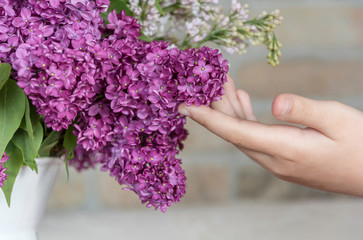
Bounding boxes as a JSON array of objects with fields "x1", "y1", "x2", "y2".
[
  {"x1": 39, "y1": 199, "x2": 363, "y2": 240},
  {"x1": 0, "y1": 158, "x2": 62, "y2": 240}
]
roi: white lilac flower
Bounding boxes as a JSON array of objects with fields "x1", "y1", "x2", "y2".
[
  {"x1": 191, "y1": 2, "x2": 200, "y2": 15},
  {"x1": 129, "y1": 0, "x2": 139, "y2": 5},
  {"x1": 127, "y1": 0, "x2": 282, "y2": 65},
  {"x1": 133, "y1": 6, "x2": 142, "y2": 15},
  {"x1": 180, "y1": 0, "x2": 197, "y2": 5}
]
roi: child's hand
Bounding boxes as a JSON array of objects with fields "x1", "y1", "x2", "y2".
[{"x1": 179, "y1": 76, "x2": 363, "y2": 197}]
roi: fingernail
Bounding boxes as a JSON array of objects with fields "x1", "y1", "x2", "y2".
[
  {"x1": 280, "y1": 98, "x2": 292, "y2": 116},
  {"x1": 178, "y1": 105, "x2": 190, "y2": 117}
]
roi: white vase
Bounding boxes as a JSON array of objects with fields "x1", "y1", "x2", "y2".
[{"x1": 0, "y1": 157, "x2": 62, "y2": 240}]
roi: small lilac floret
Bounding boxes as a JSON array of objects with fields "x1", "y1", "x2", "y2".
[{"x1": 0, "y1": 153, "x2": 9, "y2": 188}]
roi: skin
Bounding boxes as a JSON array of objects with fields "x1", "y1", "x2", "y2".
[{"x1": 178, "y1": 75, "x2": 363, "y2": 197}]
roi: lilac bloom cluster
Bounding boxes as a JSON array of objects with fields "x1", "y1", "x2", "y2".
[
  {"x1": 70, "y1": 11, "x2": 228, "y2": 211},
  {"x1": 0, "y1": 153, "x2": 9, "y2": 188},
  {"x1": 0, "y1": 0, "x2": 229, "y2": 211},
  {"x1": 0, "y1": 0, "x2": 109, "y2": 131}
]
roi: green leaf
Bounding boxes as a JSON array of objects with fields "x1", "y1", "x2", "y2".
[
  {"x1": 11, "y1": 124, "x2": 43, "y2": 172},
  {"x1": 0, "y1": 63, "x2": 11, "y2": 91},
  {"x1": 63, "y1": 122, "x2": 78, "y2": 181},
  {"x1": 1, "y1": 142, "x2": 24, "y2": 207},
  {"x1": 63, "y1": 125, "x2": 78, "y2": 181},
  {"x1": 33, "y1": 121, "x2": 44, "y2": 151},
  {"x1": 24, "y1": 98, "x2": 38, "y2": 154},
  {"x1": 19, "y1": 117, "x2": 27, "y2": 131},
  {"x1": 108, "y1": 0, "x2": 134, "y2": 16},
  {"x1": 100, "y1": 12, "x2": 109, "y2": 24},
  {"x1": 63, "y1": 125, "x2": 77, "y2": 160},
  {"x1": 0, "y1": 79, "x2": 26, "y2": 157},
  {"x1": 38, "y1": 131, "x2": 61, "y2": 157},
  {"x1": 139, "y1": 32, "x2": 152, "y2": 42},
  {"x1": 102, "y1": 0, "x2": 134, "y2": 24},
  {"x1": 163, "y1": 2, "x2": 180, "y2": 13},
  {"x1": 155, "y1": 0, "x2": 165, "y2": 15}
]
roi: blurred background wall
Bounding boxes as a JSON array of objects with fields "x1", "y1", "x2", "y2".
[{"x1": 47, "y1": 0, "x2": 363, "y2": 211}]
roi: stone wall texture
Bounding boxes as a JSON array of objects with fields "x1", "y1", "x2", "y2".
[{"x1": 47, "y1": 0, "x2": 363, "y2": 211}]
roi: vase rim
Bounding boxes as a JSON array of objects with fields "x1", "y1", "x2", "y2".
[{"x1": 34, "y1": 157, "x2": 64, "y2": 166}]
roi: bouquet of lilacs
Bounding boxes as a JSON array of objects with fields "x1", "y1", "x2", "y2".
[{"x1": 0, "y1": 0, "x2": 282, "y2": 212}]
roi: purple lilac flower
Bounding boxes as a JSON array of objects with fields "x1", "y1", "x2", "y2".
[
  {"x1": 0, "y1": 153, "x2": 9, "y2": 188},
  {"x1": 12, "y1": 8, "x2": 38, "y2": 28},
  {"x1": 71, "y1": 14, "x2": 227, "y2": 211},
  {"x1": 1, "y1": 0, "x2": 228, "y2": 211},
  {"x1": 0, "y1": 0, "x2": 108, "y2": 131}
]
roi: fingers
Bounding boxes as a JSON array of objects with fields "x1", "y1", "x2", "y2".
[
  {"x1": 178, "y1": 103, "x2": 301, "y2": 156},
  {"x1": 210, "y1": 94, "x2": 237, "y2": 117},
  {"x1": 271, "y1": 94, "x2": 349, "y2": 138},
  {"x1": 236, "y1": 89, "x2": 258, "y2": 121},
  {"x1": 224, "y1": 75, "x2": 245, "y2": 119},
  {"x1": 179, "y1": 102, "x2": 277, "y2": 168},
  {"x1": 211, "y1": 75, "x2": 256, "y2": 120},
  {"x1": 211, "y1": 75, "x2": 245, "y2": 119}
]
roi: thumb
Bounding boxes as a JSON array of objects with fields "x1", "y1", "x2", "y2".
[{"x1": 272, "y1": 94, "x2": 341, "y2": 137}]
